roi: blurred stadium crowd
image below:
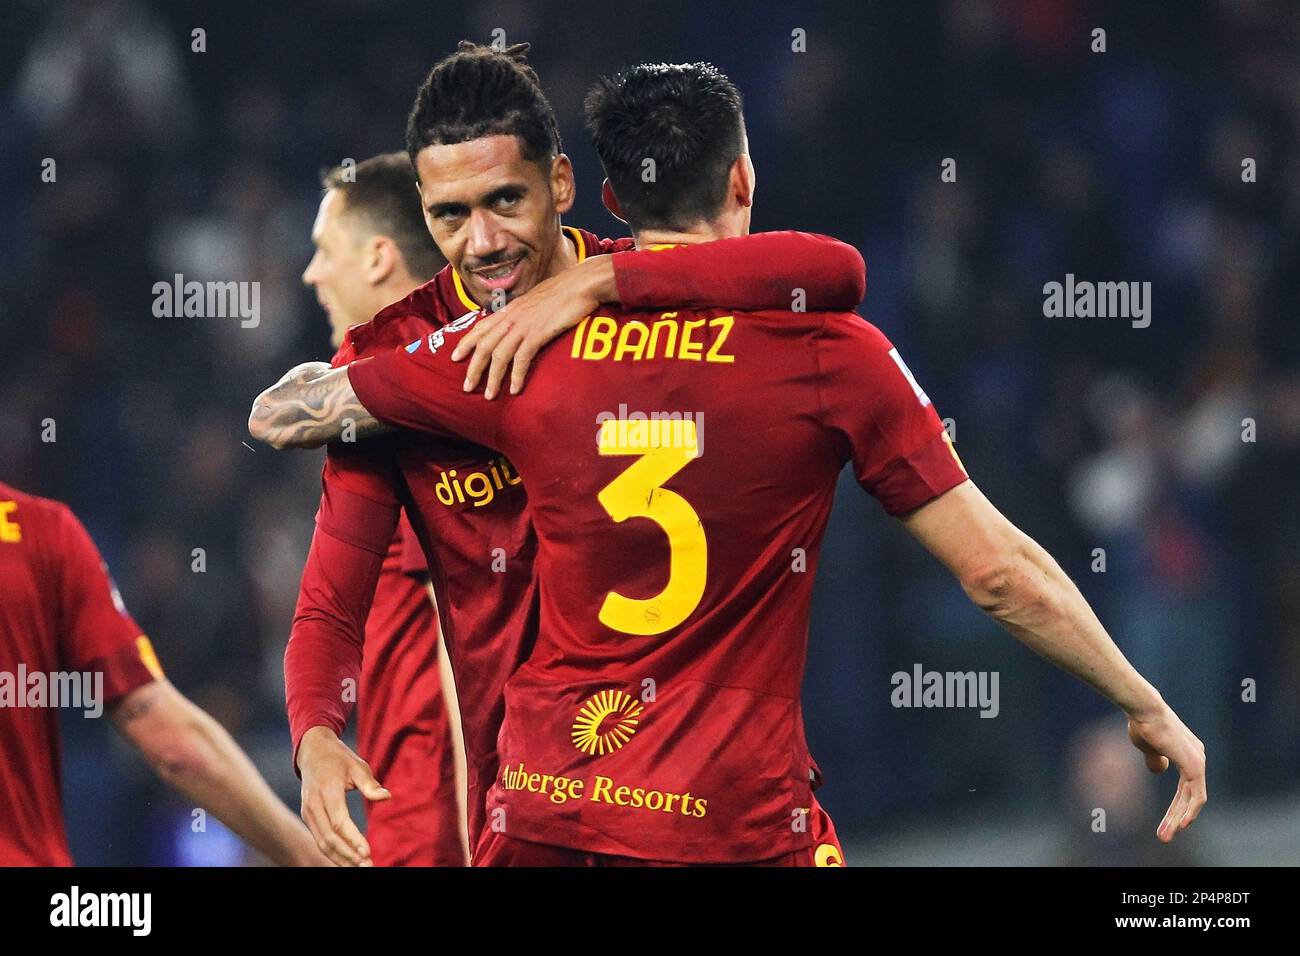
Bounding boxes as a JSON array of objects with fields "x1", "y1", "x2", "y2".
[{"x1": 1, "y1": 0, "x2": 1296, "y2": 864}]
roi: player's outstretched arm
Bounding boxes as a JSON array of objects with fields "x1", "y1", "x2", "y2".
[
  {"x1": 900, "y1": 479, "x2": 1207, "y2": 844},
  {"x1": 109, "y1": 678, "x2": 331, "y2": 866},
  {"x1": 452, "y1": 231, "x2": 867, "y2": 399},
  {"x1": 248, "y1": 361, "x2": 388, "y2": 449}
]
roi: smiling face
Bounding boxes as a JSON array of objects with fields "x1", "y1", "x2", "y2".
[{"x1": 415, "y1": 134, "x2": 575, "y2": 306}]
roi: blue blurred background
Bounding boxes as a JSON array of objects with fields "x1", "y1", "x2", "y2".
[{"x1": 2, "y1": 0, "x2": 1296, "y2": 864}]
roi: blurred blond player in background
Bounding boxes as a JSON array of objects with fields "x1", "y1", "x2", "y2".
[{"x1": 295, "y1": 152, "x2": 467, "y2": 866}]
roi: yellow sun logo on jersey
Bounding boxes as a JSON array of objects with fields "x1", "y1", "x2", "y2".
[{"x1": 571, "y1": 689, "x2": 644, "y2": 756}]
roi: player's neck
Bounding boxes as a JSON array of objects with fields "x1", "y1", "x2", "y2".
[
  {"x1": 541, "y1": 223, "x2": 581, "y2": 281},
  {"x1": 359, "y1": 276, "x2": 422, "y2": 320},
  {"x1": 634, "y1": 222, "x2": 747, "y2": 249}
]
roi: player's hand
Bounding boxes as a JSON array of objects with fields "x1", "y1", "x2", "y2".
[
  {"x1": 1125, "y1": 704, "x2": 1207, "y2": 843},
  {"x1": 452, "y1": 257, "x2": 611, "y2": 399},
  {"x1": 296, "y1": 726, "x2": 390, "y2": 866},
  {"x1": 292, "y1": 837, "x2": 337, "y2": 867}
]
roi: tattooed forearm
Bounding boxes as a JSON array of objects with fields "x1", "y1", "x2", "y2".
[{"x1": 248, "y1": 362, "x2": 392, "y2": 449}]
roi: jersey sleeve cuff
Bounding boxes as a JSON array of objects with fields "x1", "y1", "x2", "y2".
[
  {"x1": 88, "y1": 636, "x2": 164, "y2": 706},
  {"x1": 867, "y1": 431, "x2": 970, "y2": 516}
]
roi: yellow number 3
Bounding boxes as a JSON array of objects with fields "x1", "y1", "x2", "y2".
[{"x1": 596, "y1": 420, "x2": 706, "y2": 635}]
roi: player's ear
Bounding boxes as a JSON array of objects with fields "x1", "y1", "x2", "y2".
[
  {"x1": 365, "y1": 235, "x2": 398, "y2": 286},
  {"x1": 549, "y1": 154, "x2": 576, "y2": 215},
  {"x1": 601, "y1": 180, "x2": 628, "y2": 224},
  {"x1": 730, "y1": 154, "x2": 755, "y2": 209}
]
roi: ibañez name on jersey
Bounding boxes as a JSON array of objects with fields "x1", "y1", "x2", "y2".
[{"x1": 570, "y1": 312, "x2": 735, "y2": 364}]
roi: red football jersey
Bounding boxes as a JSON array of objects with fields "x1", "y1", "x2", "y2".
[
  {"x1": 286, "y1": 228, "x2": 869, "y2": 857},
  {"x1": 356, "y1": 514, "x2": 464, "y2": 866},
  {"x1": 0, "y1": 482, "x2": 163, "y2": 866},
  {"x1": 348, "y1": 293, "x2": 969, "y2": 862}
]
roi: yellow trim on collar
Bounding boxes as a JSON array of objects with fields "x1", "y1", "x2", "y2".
[
  {"x1": 451, "y1": 263, "x2": 478, "y2": 311},
  {"x1": 566, "y1": 225, "x2": 588, "y2": 263}
]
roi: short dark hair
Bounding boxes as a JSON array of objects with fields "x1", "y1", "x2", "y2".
[
  {"x1": 405, "y1": 41, "x2": 561, "y2": 171},
  {"x1": 584, "y1": 62, "x2": 745, "y2": 232},
  {"x1": 321, "y1": 152, "x2": 446, "y2": 280}
]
